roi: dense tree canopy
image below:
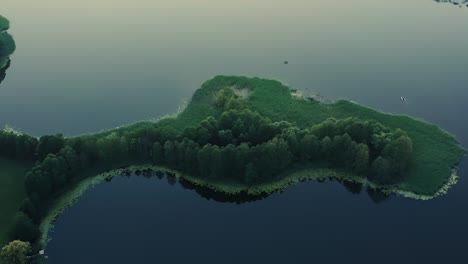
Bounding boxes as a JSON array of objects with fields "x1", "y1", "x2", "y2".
[
  {"x1": 0, "y1": 130, "x2": 38, "y2": 160},
  {"x1": 5, "y1": 110, "x2": 413, "y2": 244},
  {"x1": 0, "y1": 240, "x2": 31, "y2": 264},
  {"x1": 8, "y1": 212, "x2": 39, "y2": 243},
  {"x1": 0, "y1": 84, "x2": 415, "y2": 246}
]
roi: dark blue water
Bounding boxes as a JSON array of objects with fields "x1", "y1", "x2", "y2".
[
  {"x1": 45, "y1": 160, "x2": 468, "y2": 264},
  {"x1": 1, "y1": 0, "x2": 467, "y2": 263}
]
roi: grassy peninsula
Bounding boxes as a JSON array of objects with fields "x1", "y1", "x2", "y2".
[{"x1": 0, "y1": 76, "x2": 465, "y2": 253}]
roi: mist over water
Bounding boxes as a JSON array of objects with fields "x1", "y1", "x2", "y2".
[
  {"x1": 1, "y1": 0, "x2": 467, "y2": 141},
  {"x1": 1, "y1": 0, "x2": 467, "y2": 263}
]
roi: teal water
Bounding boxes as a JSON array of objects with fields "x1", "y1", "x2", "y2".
[
  {"x1": 0, "y1": 0, "x2": 467, "y2": 263},
  {"x1": 1, "y1": 0, "x2": 467, "y2": 137}
]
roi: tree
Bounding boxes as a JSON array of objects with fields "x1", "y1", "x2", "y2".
[
  {"x1": 225, "y1": 97, "x2": 244, "y2": 110},
  {"x1": 41, "y1": 154, "x2": 68, "y2": 189},
  {"x1": 163, "y1": 140, "x2": 176, "y2": 165},
  {"x1": 299, "y1": 134, "x2": 320, "y2": 160},
  {"x1": 383, "y1": 135, "x2": 413, "y2": 175},
  {"x1": 244, "y1": 162, "x2": 258, "y2": 184},
  {"x1": 197, "y1": 144, "x2": 213, "y2": 178},
  {"x1": 19, "y1": 198, "x2": 39, "y2": 223},
  {"x1": 272, "y1": 138, "x2": 292, "y2": 170},
  {"x1": 9, "y1": 213, "x2": 39, "y2": 243},
  {"x1": 218, "y1": 110, "x2": 236, "y2": 130},
  {"x1": 0, "y1": 131, "x2": 38, "y2": 160},
  {"x1": 210, "y1": 146, "x2": 222, "y2": 179},
  {"x1": 220, "y1": 144, "x2": 236, "y2": 178},
  {"x1": 200, "y1": 116, "x2": 218, "y2": 136},
  {"x1": 234, "y1": 143, "x2": 250, "y2": 179},
  {"x1": 37, "y1": 134, "x2": 65, "y2": 160},
  {"x1": 152, "y1": 142, "x2": 163, "y2": 164},
  {"x1": 59, "y1": 146, "x2": 81, "y2": 176},
  {"x1": 251, "y1": 144, "x2": 271, "y2": 179},
  {"x1": 0, "y1": 240, "x2": 31, "y2": 264},
  {"x1": 195, "y1": 127, "x2": 211, "y2": 145},
  {"x1": 24, "y1": 168, "x2": 53, "y2": 201},
  {"x1": 281, "y1": 128, "x2": 300, "y2": 156},
  {"x1": 175, "y1": 140, "x2": 187, "y2": 170},
  {"x1": 353, "y1": 143, "x2": 370, "y2": 174},
  {"x1": 97, "y1": 133, "x2": 126, "y2": 162},
  {"x1": 371, "y1": 156, "x2": 391, "y2": 183},
  {"x1": 330, "y1": 134, "x2": 352, "y2": 163},
  {"x1": 247, "y1": 125, "x2": 257, "y2": 143},
  {"x1": 320, "y1": 136, "x2": 332, "y2": 158},
  {"x1": 218, "y1": 129, "x2": 233, "y2": 145},
  {"x1": 14, "y1": 135, "x2": 38, "y2": 160},
  {"x1": 215, "y1": 88, "x2": 236, "y2": 108},
  {"x1": 67, "y1": 137, "x2": 99, "y2": 167}
]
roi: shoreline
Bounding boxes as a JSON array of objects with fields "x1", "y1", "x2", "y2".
[
  {"x1": 39, "y1": 163, "x2": 460, "y2": 249},
  {"x1": 11, "y1": 76, "x2": 466, "y2": 252}
]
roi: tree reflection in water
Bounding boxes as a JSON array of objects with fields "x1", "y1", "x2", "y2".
[
  {"x1": 366, "y1": 186, "x2": 391, "y2": 204},
  {"x1": 110, "y1": 169, "x2": 393, "y2": 204}
]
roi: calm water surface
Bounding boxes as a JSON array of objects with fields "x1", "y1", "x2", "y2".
[{"x1": 0, "y1": 0, "x2": 467, "y2": 263}]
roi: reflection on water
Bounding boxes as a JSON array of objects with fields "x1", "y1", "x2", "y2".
[
  {"x1": 434, "y1": 0, "x2": 468, "y2": 7},
  {"x1": 366, "y1": 186, "x2": 391, "y2": 203},
  {"x1": 341, "y1": 180, "x2": 363, "y2": 195},
  {"x1": 111, "y1": 169, "x2": 389, "y2": 204}
]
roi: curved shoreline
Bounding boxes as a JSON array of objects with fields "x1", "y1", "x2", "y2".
[
  {"x1": 39, "y1": 163, "x2": 460, "y2": 249},
  {"x1": 3, "y1": 75, "x2": 461, "y2": 252}
]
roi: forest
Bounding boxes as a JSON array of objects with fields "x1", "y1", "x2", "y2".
[
  {"x1": 0, "y1": 86, "x2": 414, "y2": 246},
  {"x1": 0, "y1": 73, "x2": 464, "y2": 264}
]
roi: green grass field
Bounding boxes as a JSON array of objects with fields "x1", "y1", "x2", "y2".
[{"x1": 0, "y1": 158, "x2": 31, "y2": 246}]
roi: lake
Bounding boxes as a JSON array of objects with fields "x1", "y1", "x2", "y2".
[{"x1": 0, "y1": 0, "x2": 467, "y2": 263}]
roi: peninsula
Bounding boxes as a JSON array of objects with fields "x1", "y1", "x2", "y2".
[
  {"x1": 0, "y1": 15, "x2": 465, "y2": 260},
  {"x1": 0, "y1": 75, "x2": 465, "y2": 249}
]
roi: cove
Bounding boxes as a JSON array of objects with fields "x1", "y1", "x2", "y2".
[{"x1": 45, "y1": 163, "x2": 468, "y2": 264}]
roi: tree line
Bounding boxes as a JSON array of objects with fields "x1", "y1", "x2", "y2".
[{"x1": 0, "y1": 97, "x2": 413, "y2": 245}]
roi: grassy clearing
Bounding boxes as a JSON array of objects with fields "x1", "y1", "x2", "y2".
[
  {"x1": 0, "y1": 158, "x2": 32, "y2": 246},
  {"x1": 245, "y1": 78, "x2": 465, "y2": 195}
]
